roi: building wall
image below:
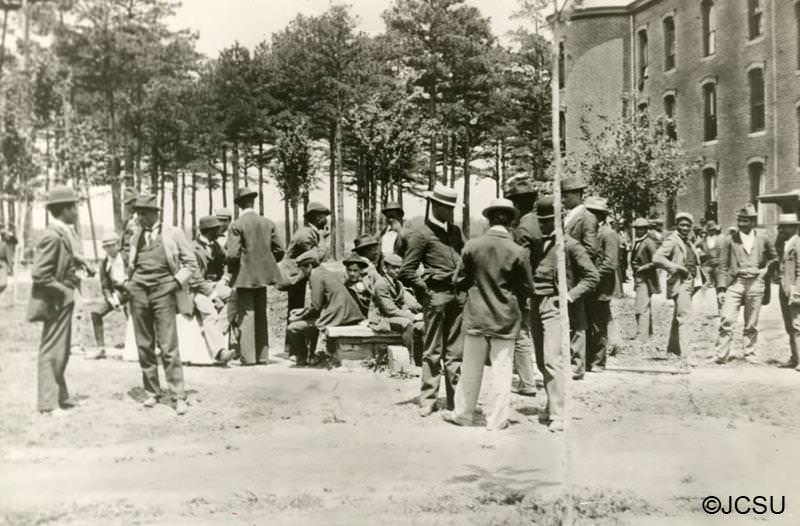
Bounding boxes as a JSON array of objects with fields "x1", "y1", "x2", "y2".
[{"x1": 562, "y1": 0, "x2": 800, "y2": 228}]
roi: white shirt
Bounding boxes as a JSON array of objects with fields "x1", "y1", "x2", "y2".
[
  {"x1": 428, "y1": 214, "x2": 448, "y2": 231},
  {"x1": 381, "y1": 230, "x2": 398, "y2": 256},
  {"x1": 239, "y1": 208, "x2": 256, "y2": 217},
  {"x1": 706, "y1": 236, "x2": 717, "y2": 250},
  {"x1": 106, "y1": 253, "x2": 126, "y2": 285},
  {"x1": 740, "y1": 230, "x2": 755, "y2": 254}
]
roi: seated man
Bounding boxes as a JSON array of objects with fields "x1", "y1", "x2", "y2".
[
  {"x1": 87, "y1": 234, "x2": 129, "y2": 359},
  {"x1": 353, "y1": 235, "x2": 382, "y2": 292},
  {"x1": 286, "y1": 250, "x2": 364, "y2": 365},
  {"x1": 343, "y1": 253, "x2": 371, "y2": 317},
  {"x1": 369, "y1": 253, "x2": 424, "y2": 365}
]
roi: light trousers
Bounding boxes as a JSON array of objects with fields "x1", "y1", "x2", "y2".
[
  {"x1": 779, "y1": 289, "x2": 800, "y2": 364},
  {"x1": 513, "y1": 308, "x2": 537, "y2": 390},
  {"x1": 715, "y1": 276, "x2": 765, "y2": 360},
  {"x1": 667, "y1": 280, "x2": 694, "y2": 356},
  {"x1": 453, "y1": 334, "x2": 514, "y2": 430},
  {"x1": 531, "y1": 295, "x2": 564, "y2": 424},
  {"x1": 194, "y1": 294, "x2": 228, "y2": 357}
]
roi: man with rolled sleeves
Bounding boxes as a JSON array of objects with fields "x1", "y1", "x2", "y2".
[
  {"x1": 126, "y1": 194, "x2": 197, "y2": 414},
  {"x1": 584, "y1": 197, "x2": 619, "y2": 372},
  {"x1": 226, "y1": 188, "x2": 285, "y2": 366},
  {"x1": 775, "y1": 213, "x2": 800, "y2": 370},
  {"x1": 713, "y1": 204, "x2": 777, "y2": 364},
  {"x1": 27, "y1": 187, "x2": 83, "y2": 414},
  {"x1": 654, "y1": 212, "x2": 700, "y2": 357},
  {"x1": 561, "y1": 175, "x2": 597, "y2": 380},
  {"x1": 529, "y1": 196, "x2": 599, "y2": 432},
  {"x1": 285, "y1": 202, "x2": 331, "y2": 318},
  {"x1": 87, "y1": 234, "x2": 129, "y2": 359},
  {"x1": 630, "y1": 218, "x2": 660, "y2": 340},
  {"x1": 399, "y1": 183, "x2": 465, "y2": 417}
]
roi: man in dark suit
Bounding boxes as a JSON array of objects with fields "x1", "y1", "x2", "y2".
[
  {"x1": 226, "y1": 188, "x2": 285, "y2": 365},
  {"x1": 87, "y1": 234, "x2": 129, "y2": 359},
  {"x1": 126, "y1": 194, "x2": 197, "y2": 415},
  {"x1": 285, "y1": 202, "x2": 331, "y2": 319},
  {"x1": 776, "y1": 213, "x2": 800, "y2": 370},
  {"x1": 399, "y1": 183, "x2": 465, "y2": 417},
  {"x1": 27, "y1": 187, "x2": 82, "y2": 415},
  {"x1": 631, "y1": 218, "x2": 660, "y2": 341}
]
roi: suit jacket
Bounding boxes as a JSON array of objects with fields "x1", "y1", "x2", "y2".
[
  {"x1": 718, "y1": 229, "x2": 777, "y2": 288},
  {"x1": 226, "y1": 211, "x2": 285, "y2": 288},
  {"x1": 592, "y1": 223, "x2": 620, "y2": 301},
  {"x1": 190, "y1": 239, "x2": 217, "y2": 297},
  {"x1": 654, "y1": 232, "x2": 700, "y2": 298},
  {"x1": 399, "y1": 219, "x2": 464, "y2": 296},
  {"x1": 368, "y1": 274, "x2": 419, "y2": 329},
  {"x1": 565, "y1": 205, "x2": 598, "y2": 258},
  {"x1": 530, "y1": 234, "x2": 599, "y2": 300},
  {"x1": 128, "y1": 223, "x2": 198, "y2": 315},
  {"x1": 26, "y1": 225, "x2": 79, "y2": 322},
  {"x1": 299, "y1": 266, "x2": 364, "y2": 329},
  {"x1": 514, "y1": 212, "x2": 542, "y2": 249},
  {"x1": 779, "y1": 235, "x2": 800, "y2": 301},
  {"x1": 631, "y1": 235, "x2": 661, "y2": 294},
  {"x1": 455, "y1": 228, "x2": 534, "y2": 339},
  {"x1": 287, "y1": 224, "x2": 327, "y2": 260},
  {"x1": 99, "y1": 253, "x2": 130, "y2": 306}
]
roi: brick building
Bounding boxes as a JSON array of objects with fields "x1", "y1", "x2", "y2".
[{"x1": 560, "y1": 0, "x2": 800, "y2": 227}]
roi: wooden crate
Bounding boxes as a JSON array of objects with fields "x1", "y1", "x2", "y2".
[{"x1": 326, "y1": 325, "x2": 404, "y2": 364}]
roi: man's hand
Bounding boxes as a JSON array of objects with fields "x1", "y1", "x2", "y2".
[{"x1": 109, "y1": 293, "x2": 121, "y2": 310}]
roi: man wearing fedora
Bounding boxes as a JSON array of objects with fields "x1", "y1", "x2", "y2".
[
  {"x1": 561, "y1": 175, "x2": 598, "y2": 379},
  {"x1": 713, "y1": 203, "x2": 777, "y2": 364},
  {"x1": 226, "y1": 188, "x2": 285, "y2": 366},
  {"x1": 630, "y1": 217, "x2": 661, "y2": 340},
  {"x1": 343, "y1": 253, "x2": 371, "y2": 317},
  {"x1": 444, "y1": 198, "x2": 534, "y2": 431},
  {"x1": 654, "y1": 212, "x2": 701, "y2": 356},
  {"x1": 285, "y1": 202, "x2": 331, "y2": 319},
  {"x1": 529, "y1": 196, "x2": 598, "y2": 432},
  {"x1": 584, "y1": 197, "x2": 619, "y2": 372},
  {"x1": 775, "y1": 212, "x2": 800, "y2": 370},
  {"x1": 399, "y1": 183, "x2": 465, "y2": 417},
  {"x1": 87, "y1": 233, "x2": 129, "y2": 359},
  {"x1": 353, "y1": 235, "x2": 382, "y2": 291},
  {"x1": 380, "y1": 202, "x2": 408, "y2": 258},
  {"x1": 696, "y1": 220, "x2": 725, "y2": 312},
  {"x1": 126, "y1": 194, "x2": 197, "y2": 415},
  {"x1": 27, "y1": 187, "x2": 83, "y2": 414}
]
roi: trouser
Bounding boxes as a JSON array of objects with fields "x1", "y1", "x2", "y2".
[
  {"x1": 90, "y1": 301, "x2": 128, "y2": 348},
  {"x1": 715, "y1": 276, "x2": 765, "y2": 360},
  {"x1": 128, "y1": 281, "x2": 185, "y2": 401},
  {"x1": 779, "y1": 289, "x2": 800, "y2": 365},
  {"x1": 667, "y1": 280, "x2": 694, "y2": 356},
  {"x1": 420, "y1": 290, "x2": 464, "y2": 410},
  {"x1": 194, "y1": 294, "x2": 228, "y2": 358},
  {"x1": 607, "y1": 309, "x2": 622, "y2": 352},
  {"x1": 513, "y1": 307, "x2": 537, "y2": 390},
  {"x1": 387, "y1": 317, "x2": 424, "y2": 366},
  {"x1": 634, "y1": 281, "x2": 653, "y2": 341},
  {"x1": 586, "y1": 297, "x2": 611, "y2": 369},
  {"x1": 286, "y1": 319, "x2": 319, "y2": 363},
  {"x1": 38, "y1": 303, "x2": 74, "y2": 411},
  {"x1": 569, "y1": 299, "x2": 587, "y2": 377},
  {"x1": 531, "y1": 295, "x2": 563, "y2": 424},
  {"x1": 235, "y1": 287, "x2": 268, "y2": 365},
  {"x1": 453, "y1": 334, "x2": 514, "y2": 430},
  {"x1": 286, "y1": 281, "x2": 307, "y2": 319}
]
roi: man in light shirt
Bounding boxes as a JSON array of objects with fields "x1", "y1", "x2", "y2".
[
  {"x1": 88, "y1": 234, "x2": 129, "y2": 359},
  {"x1": 379, "y1": 202, "x2": 407, "y2": 258}
]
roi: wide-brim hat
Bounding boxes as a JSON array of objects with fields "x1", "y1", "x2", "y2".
[
  {"x1": 234, "y1": 187, "x2": 258, "y2": 203},
  {"x1": 101, "y1": 233, "x2": 120, "y2": 246},
  {"x1": 353, "y1": 235, "x2": 379, "y2": 253},
  {"x1": 736, "y1": 203, "x2": 758, "y2": 218},
  {"x1": 584, "y1": 196, "x2": 609, "y2": 214},
  {"x1": 675, "y1": 212, "x2": 694, "y2": 224},
  {"x1": 343, "y1": 253, "x2": 370, "y2": 268},
  {"x1": 133, "y1": 194, "x2": 160, "y2": 211},
  {"x1": 296, "y1": 249, "x2": 321, "y2": 267},
  {"x1": 123, "y1": 188, "x2": 138, "y2": 205},
  {"x1": 561, "y1": 176, "x2": 587, "y2": 192},
  {"x1": 214, "y1": 207, "x2": 232, "y2": 220},
  {"x1": 305, "y1": 202, "x2": 331, "y2": 217},
  {"x1": 381, "y1": 202, "x2": 404, "y2": 216},
  {"x1": 46, "y1": 186, "x2": 80, "y2": 206},
  {"x1": 778, "y1": 213, "x2": 800, "y2": 226},
  {"x1": 199, "y1": 216, "x2": 221, "y2": 230},
  {"x1": 632, "y1": 218, "x2": 650, "y2": 228},
  {"x1": 425, "y1": 183, "x2": 461, "y2": 208},
  {"x1": 482, "y1": 198, "x2": 519, "y2": 220},
  {"x1": 534, "y1": 196, "x2": 556, "y2": 219},
  {"x1": 383, "y1": 253, "x2": 403, "y2": 267}
]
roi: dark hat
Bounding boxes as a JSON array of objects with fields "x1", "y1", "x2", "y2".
[
  {"x1": 675, "y1": 212, "x2": 694, "y2": 224},
  {"x1": 505, "y1": 176, "x2": 537, "y2": 199},
  {"x1": 214, "y1": 207, "x2": 232, "y2": 219},
  {"x1": 101, "y1": 233, "x2": 120, "y2": 246},
  {"x1": 482, "y1": 198, "x2": 519, "y2": 220},
  {"x1": 535, "y1": 196, "x2": 555, "y2": 219},
  {"x1": 705, "y1": 220, "x2": 721, "y2": 232},
  {"x1": 123, "y1": 188, "x2": 138, "y2": 205},
  {"x1": 343, "y1": 253, "x2": 370, "y2": 268},
  {"x1": 383, "y1": 253, "x2": 403, "y2": 267},
  {"x1": 561, "y1": 176, "x2": 587, "y2": 192},
  {"x1": 46, "y1": 186, "x2": 80, "y2": 206},
  {"x1": 381, "y1": 202, "x2": 404, "y2": 217},
  {"x1": 632, "y1": 218, "x2": 650, "y2": 228},
  {"x1": 305, "y1": 202, "x2": 331, "y2": 217},
  {"x1": 736, "y1": 203, "x2": 758, "y2": 218},
  {"x1": 353, "y1": 235, "x2": 379, "y2": 253},
  {"x1": 199, "y1": 216, "x2": 221, "y2": 230},
  {"x1": 133, "y1": 194, "x2": 160, "y2": 211},
  {"x1": 425, "y1": 183, "x2": 461, "y2": 208},
  {"x1": 296, "y1": 249, "x2": 320, "y2": 267},
  {"x1": 584, "y1": 196, "x2": 609, "y2": 214},
  {"x1": 234, "y1": 187, "x2": 258, "y2": 203}
]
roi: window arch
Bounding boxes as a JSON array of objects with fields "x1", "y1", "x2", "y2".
[
  {"x1": 702, "y1": 81, "x2": 717, "y2": 141},
  {"x1": 701, "y1": 0, "x2": 717, "y2": 57},
  {"x1": 748, "y1": 67, "x2": 765, "y2": 132},
  {"x1": 748, "y1": 160, "x2": 766, "y2": 224},
  {"x1": 703, "y1": 166, "x2": 718, "y2": 222},
  {"x1": 663, "y1": 16, "x2": 676, "y2": 70},
  {"x1": 749, "y1": 0, "x2": 764, "y2": 40}
]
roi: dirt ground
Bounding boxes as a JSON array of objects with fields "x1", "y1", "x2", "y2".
[{"x1": 1, "y1": 278, "x2": 799, "y2": 525}]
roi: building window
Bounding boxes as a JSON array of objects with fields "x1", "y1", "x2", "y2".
[
  {"x1": 702, "y1": 0, "x2": 717, "y2": 57},
  {"x1": 748, "y1": 68, "x2": 765, "y2": 132},
  {"x1": 703, "y1": 82, "x2": 717, "y2": 141},
  {"x1": 663, "y1": 16, "x2": 676, "y2": 71},
  {"x1": 703, "y1": 167, "x2": 718, "y2": 222},
  {"x1": 664, "y1": 94, "x2": 677, "y2": 139},
  {"x1": 559, "y1": 110, "x2": 566, "y2": 154},
  {"x1": 638, "y1": 29, "x2": 648, "y2": 88},
  {"x1": 749, "y1": 161, "x2": 766, "y2": 224},
  {"x1": 748, "y1": 0, "x2": 763, "y2": 40},
  {"x1": 796, "y1": 3, "x2": 800, "y2": 69},
  {"x1": 558, "y1": 41, "x2": 565, "y2": 89}
]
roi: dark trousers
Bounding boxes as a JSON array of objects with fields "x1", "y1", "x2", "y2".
[
  {"x1": 569, "y1": 299, "x2": 587, "y2": 377},
  {"x1": 586, "y1": 297, "x2": 611, "y2": 370},
  {"x1": 285, "y1": 319, "x2": 319, "y2": 363},
  {"x1": 128, "y1": 281, "x2": 185, "y2": 401},
  {"x1": 388, "y1": 317, "x2": 424, "y2": 366},
  {"x1": 38, "y1": 303, "x2": 74, "y2": 411},
  {"x1": 420, "y1": 290, "x2": 464, "y2": 410},
  {"x1": 235, "y1": 287, "x2": 268, "y2": 364},
  {"x1": 90, "y1": 301, "x2": 128, "y2": 347}
]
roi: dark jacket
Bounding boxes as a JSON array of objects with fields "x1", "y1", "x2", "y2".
[
  {"x1": 287, "y1": 224, "x2": 327, "y2": 260},
  {"x1": 718, "y1": 229, "x2": 777, "y2": 288},
  {"x1": 514, "y1": 212, "x2": 542, "y2": 249},
  {"x1": 299, "y1": 266, "x2": 364, "y2": 329},
  {"x1": 565, "y1": 205, "x2": 598, "y2": 258},
  {"x1": 591, "y1": 223, "x2": 620, "y2": 301},
  {"x1": 455, "y1": 228, "x2": 534, "y2": 339},
  {"x1": 530, "y1": 234, "x2": 599, "y2": 300},
  {"x1": 653, "y1": 232, "x2": 699, "y2": 298},
  {"x1": 226, "y1": 210, "x2": 285, "y2": 289},
  {"x1": 398, "y1": 219, "x2": 464, "y2": 296},
  {"x1": 780, "y1": 235, "x2": 800, "y2": 299},
  {"x1": 99, "y1": 253, "x2": 130, "y2": 306},
  {"x1": 369, "y1": 274, "x2": 420, "y2": 327},
  {"x1": 190, "y1": 239, "x2": 218, "y2": 297},
  {"x1": 27, "y1": 225, "x2": 79, "y2": 322},
  {"x1": 631, "y1": 235, "x2": 661, "y2": 295}
]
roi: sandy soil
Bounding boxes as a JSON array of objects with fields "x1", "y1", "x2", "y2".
[{"x1": 1, "y1": 279, "x2": 799, "y2": 525}]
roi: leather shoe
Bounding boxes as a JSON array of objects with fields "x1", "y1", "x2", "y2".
[
  {"x1": 779, "y1": 360, "x2": 798, "y2": 369},
  {"x1": 215, "y1": 349, "x2": 235, "y2": 364},
  {"x1": 175, "y1": 400, "x2": 188, "y2": 416},
  {"x1": 418, "y1": 405, "x2": 437, "y2": 418}
]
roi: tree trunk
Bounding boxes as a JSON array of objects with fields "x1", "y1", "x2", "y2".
[
  {"x1": 171, "y1": 172, "x2": 179, "y2": 227},
  {"x1": 150, "y1": 144, "x2": 158, "y2": 193},
  {"x1": 207, "y1": 174, "x2": 213, "y2": 215},
  {"x1": 396, "y1": 171, "x2": 403, "y2": 208},
  {"x1": 44, "y1": 131, "x2": 50, "y2": 226},
  {"x1": 356, "y1": 158, "x2": 363, "y2": 237},
  {"x1": 284, "y1": 196, "x2": 291, "y2": 245},
  {"x1": 159, "y1": 171, "x2": 166, "y2": 215},
  {"x1": 83, "y1": 165, "x2": 98, "y2": 261},
  {"x1": 191, "y1": 171, "x2": 197, "y2": 239},
  {"x1": 258, "y1": 142, "x2": 264, "y2": 215},
  {"x1": 292, "y1": 200, "x2": 299, "y2": 235},
  {"x1": 221, "y1": 145, "x2": 228, "y2": 207},
  {"x1": 495, "y1": 139, "x2": 502, "y2": 198},
  {"x1": 335, "y1": 118, "x2": 345, "y2": 259},
  {"x1": 442, "y1": 134, "x2": 448, "y2": 185},
  {"x1": 429, "y1": 133, "x2": 437, "y2": 191},
  {"x1": 180, "y1": 171, "x2": 186, "y2": 231},
  {"x1": 462, "y1": 137, "x2": 471, "y2": 238},
  {"x1": 449, "y1": 135, "x2": 457, "y2": 187},
  {"x1": 231, "y1": 143, "x2": 240, "y2": 219}
]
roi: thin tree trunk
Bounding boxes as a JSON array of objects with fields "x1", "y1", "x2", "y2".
[
  {"x1": 44, "y1": 131, "x2": 50, "y2": 226},
  {"x1": 258, "y1": 142, "x2": 264, "y2": 214},
  {"x1": 495, "y1": 139, "x2": 501, "y2": 198},
  {"x1": 231, "y1": 143, "x2": 240, "y2": 219},
  {"x1": 284, "y1": 195, "x2": 291, "y2": 245},
  {"x1": 356, "y1": 158, "x2": 363, "y2": 237},
  {"x1": 462, "y1": 137, "x2": 471, "y2": 238},
  {"x1": 171, "y1": 171, "x2": 179, "y2": 227},
  {"x1": 221, "y1": 145, "x2": 228, "y2": 207},
  {"x1": 159, "y1": 171, "x2": 166, "y2": 215},
  {"x1": 150, "y1": 144, "x2": 158, "y2": 193},
  {"x1": 328, "y1": 129, "x2": 337, "y2": 260},
  {"x1": 180, "y1": 171, "x2": 186, "y2": 231},
  {"x1": 335, "y1": 118, "x2": 345, "y2": 258},
  {"x1": 191, "y1": 170, "x2": 197, "y2": 239},
  {"x1": 208, "y1": 174, "x2": 213, "y2": 215},
  {"x1": 449, "y1": 135, "x2": 457, "y2": 187},
  {"x1": 292, "y1": 201, "x2": 299, "y2": 235},
  {"x1": 442, "y1": 134, "x2": 448, "y2": 185},
  {"x1": 83, "y1": 165, "x2": 98, "y2": 261}
]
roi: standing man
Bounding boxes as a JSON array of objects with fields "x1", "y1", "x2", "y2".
[
  {"x1": 653, "y1": 212, "x2": 699, "y2": 356},
  {"x1": 505, "y1": 176, "x2": 540, "y2": 397},
  {"x1": 584, "y1": 197, "x2": 619, "y2": 372},
  {"x1": 776, "y1": 213, "x2": 800, "y2": 370},
  {"x1": 226, "y1": 188, "x2": 285, "y2": 366},
  {"x1": 697, "y1": 220, "x2": 724, "y2": 311},
  {"x1": 444, "y1": 199, "x2": 534, "y2": 431},
  {"x1": 285, "y1": 202, "x2": 331, "y2": 319},
  {"x1": 88, "y1": 234, "x2": 129, "y2": 359},
  {"x1": 561, "y1": 175, "x2": 598, "y2": 380},
  {"x1": 713, "y1": 204, "x2": 777, "y2": 364},
  {"x1": 0, "y1": 223, "x2": 13, "y2": 297},
  {"x1": 214, "y1": 208, "x2": 233, "y2": 251},
  {"x1": 126, "y1": 194, "x2": 197, "y2": 415},
  {"x1": 380, "y1": 202, "x2": 408, "y2": 258},
  {"x1": 27, "y1": 187, "x2": 82, "y2": 415},
  {"x1": 399, "y1": 183, "x2": 465, "y2": 417},
  {"x1": 530, "y1": 196, "x2": 599, "y2": 432},
  {"x1": 630, "y1": 218, "x2": 660, "y2": 341}
]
